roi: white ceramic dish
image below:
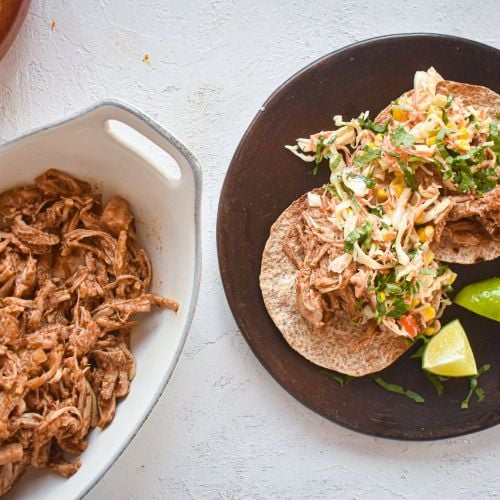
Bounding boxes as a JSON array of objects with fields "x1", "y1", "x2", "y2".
[{"x1": 0, "y1": 101, "x2": 202, "y2": 499}]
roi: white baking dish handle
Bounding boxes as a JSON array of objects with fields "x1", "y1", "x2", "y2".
[{"x1": 81, "y1": 100, "x2": 202, "y2": 188}]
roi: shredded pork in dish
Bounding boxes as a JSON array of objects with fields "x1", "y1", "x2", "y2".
[
  {"x1": 0, "y1": 169, "x2": 178, "y2": 495},
  {"x1": 286, "y1": 68, "x2": 499, "y2": 339}
]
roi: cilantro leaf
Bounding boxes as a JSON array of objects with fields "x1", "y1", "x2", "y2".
[
  {"x1": 488, "y1": 121, "x2": 500, "y2": 156},
  {"x1": 321, "y1": 370, "x2": 353, "y2": 387},
  {"x1": 387, "y1": 298, "x2": 410, "y2": 319},
  {"x1": 385, "y1": 283, "x2": 403, "y2": 295},
  {"x1": 355, "y1": 297, "x2": 367, "y2": 311},
  {"x1": 353, "y1": 147, "x2": 381, "y2": 168},
  {"x1": 461, "y1": 364, "x2": 491, "y2": 410},
  {"x1": 474, "y1": 168, "x2": 497, "y2": 194},
  {"x1": 325, "y1": 151, "x2": 342, "y2": 171},
  {"x1": 446, "y1": 141, "x2": 498, "y2": 193},
  {"x1": 410, "y1": 333, "x2": 430, "y2": 359},
  {"x1": 344, "y1": 221, "x2": 373, "y2": 254},
  {"x1": 370, "y1": 206, "x2": 384, "y2": 218},
  {"x1": 375, "y1": 293, "x2": 387, "y2": 323},
  {"x1": 391, "y1": 127, "x2": 415, "y2": 148},
  {"x1": 357, "y1": 116, "x2": 388, "y2": 134},
  {"x1": 425, "y1": 371, "x2": 446, "y2": 397},
  {"x1": 312, "y1": 137, "x2": 325, "y2": 175},
  {"x1": 396, "y1": 159, "x2": 417, "y2": 190},
  {"x1": 371, "y1": 375, "x2": 424, "y2": 403},
  {"x1": 347, "y1": 173, "x2": 376, "y2": 188}
]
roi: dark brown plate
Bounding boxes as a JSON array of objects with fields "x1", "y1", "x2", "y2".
[
  {"x1": 0, "y1": 0, "x2": 30, "y2": 61},
  {"x1": 217, "y1": 34, "x2": 500, "y2": 440}
]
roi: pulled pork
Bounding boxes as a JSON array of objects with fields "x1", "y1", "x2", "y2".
[
  {"x1": 0, "y1": 169, "x2": 178, "y2": 495},
  {"x1": 441, "y1": 186, "x2": 500, "y2": 244}
]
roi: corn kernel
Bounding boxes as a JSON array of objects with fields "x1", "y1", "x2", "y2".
[
  {"x1": 376, "y1": 187, "x2": 388, "y2": 202},
  {"x1": 392, "y1": 108, "x2": 408, "y2": 122},
  {"x1": 417, "y1": 225, "x2": 435, "y2": 242},
  {"x1": 424, "y1": 324, "x2": 438, "y2": 336},
  {"x1": 378, "y1": 292, "x2": 386, "y2": 302},
  {"x1": 458, "y1": 127, "x2": 469, "y2": 140},
  {"x1": 426, "y1": 136, "x2": 437, "y2": 146},
  {"x1": 367, "y1": 142, "x2": 376, "y2": 148},
  {"x1": 411, "y1": 298, "x2": 420, "y2": 308},
  {"x1": 423, "y1": 250, "x2": 434, "y2": 265},
  {"x1": 433, "y1": 94, "x2": 448, "y2": 108},
  {"x1": 421, "y1": 305, "x2": 436, "y2": 322},
  {"x1": 393, "y1": 184, "x2": 404, "y2": 197},
  {"x1": 415, "y1": 212, "x2": 426, "y2": 224},
  {"x1": 390, "y1": 177, "x2": 405, "y2": 197},
  {"x1": 382, "y1": 231, "x2": 395, "y2": 242},
  {"x1": 444, "y1": 271, "x2": 457, "y2": 285},
  {"x1": 455, "y1": 139, "x2": 470, "y2": 153},
  {"x1": 446, "y1": 120, "x2": 457, "y2": 129}
]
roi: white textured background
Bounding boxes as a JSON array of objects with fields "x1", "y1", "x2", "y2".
[{"x1": 1, "y1": 1, "x2": 500, "y2": 499}]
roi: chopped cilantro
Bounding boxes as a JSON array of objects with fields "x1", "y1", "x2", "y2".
[
  {"x1": 410, "y1": 345, "x2": 426, "y2": 360},
  {"x1": 321, "y1": 370, "x2": 353, "y2": 387},
  {"x1": 410, "y1": 333, "x2": 431, "y2": 359},
  {"x1": 437, "y1": 141, "x2": 450, "y2": 160},
  {"x1": 312, "y1": 137, "x2": 325, "y2": 175},
  {"x1": 325, "y1": 151, "x2": 342, "y2": 171},
  {"x1": 391, "y1": 126, "x2": 416, "y2": 148},
  {"x1": 396, "y1": 158, "x2": 417, "y2": 190},
  {"x1": 353, "y1": 146, "x2": 382, "y2": 168},
  {"x1": 436, "y1": 264, "x2": 449, "y2": 276},
  {"x1": 425, "y1": 371, "x2": 447, "y2": 397},
  {"x1": 436, "y1": 127, "x2": 448, "y2": 141},
  {"x1": 340, "y1": 180, "x2": 362, "y2": 211},
  {"x1": 387, "y1": 298, "x2": 410, "y2": 319},
  {"x1": 355, "y1": 297, "x2": 367, "y2": 311},
  {"x1": 347, "y1": 173, "x2": 376, "y2": 188},
  {"x1": 344, "y1": 221, "x2": 373, "y2": 254},
  {"x1": 371, "y1": 375, "x2": 424, "y2": 403},
  {"x1": 385, "y1": 283, "x2": 403, "y2": 295},
  {"x1": 474, "y1": 168, "x2": 497, "y2": 194},
  {"x1": 370, "y1": 206, "x2": 384, "y2": 218},
  {"x1": 324, "y1": 134, "x2": 337, "y2": 146},
  {"x1": 446, "y1": 141, "x2": 498, "y2": 193},
  {"x1": 357, "y1": 116, "x2": 388, "y2": 134},
  {"x1": 461, "y1": 364, "x2": 491, "y2": 410},
  {"x1": 488, "y1": 121, "x2": 500, "y2": 156},
  {"x1": 375, "y1": 292, "x2": 387, "y2": 322}
]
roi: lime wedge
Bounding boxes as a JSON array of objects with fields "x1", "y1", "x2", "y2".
[
  {"x1": 455, "y1": 277, "x2": 500, "y2": 322},
  {"x1": 422, "y1": 319, "x2": 477, "y2": 377}
]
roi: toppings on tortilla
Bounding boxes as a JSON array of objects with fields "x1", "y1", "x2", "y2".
[{"x1": 260, "y1": 68, "x2": 499, "y2": 376}]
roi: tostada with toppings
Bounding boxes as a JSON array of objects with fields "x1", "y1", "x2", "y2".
[{"x1": 260, "y1": 68, "x2": 499, "y2": 378}]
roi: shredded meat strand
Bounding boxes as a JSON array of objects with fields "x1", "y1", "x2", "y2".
[
  {"x1": 444, "y1": 186, "x2": 500, "y2": 242},
  {"x1": 0, "y1": 170, "x2": 178, "y2": 495}
]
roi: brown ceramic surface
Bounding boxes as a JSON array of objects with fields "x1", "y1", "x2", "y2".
[
  {"x1": 0, "y1": 0, "x2": 30, "y2": 61},
  {"x1": 217, "y1": 34, "x2": 500, "y2": 440}
]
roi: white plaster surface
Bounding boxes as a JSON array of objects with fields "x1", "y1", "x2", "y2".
[{"x1": 1, "y1": 1, "x2": 500, "y2": 499}]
